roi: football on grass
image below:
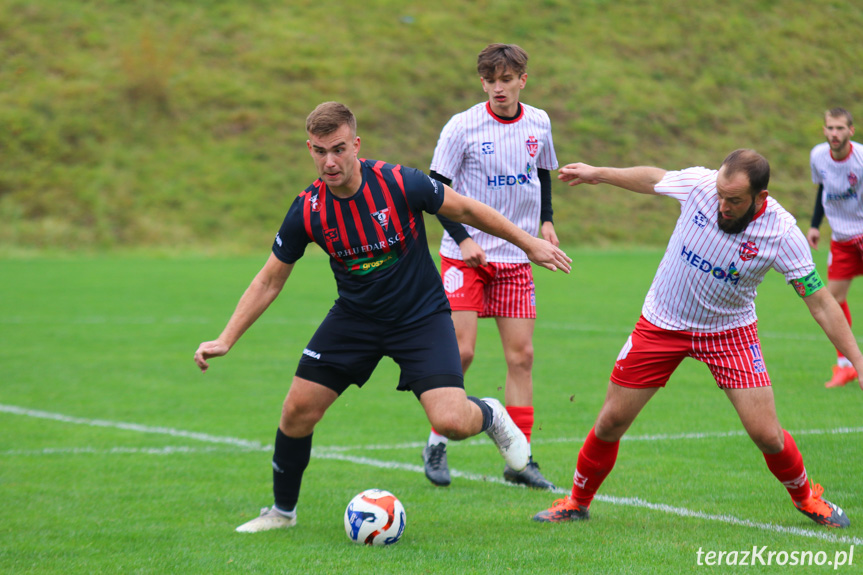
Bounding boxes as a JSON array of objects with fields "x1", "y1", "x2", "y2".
[{"x1": 344, "y1": 489, "x2": 406, "y2": 546}]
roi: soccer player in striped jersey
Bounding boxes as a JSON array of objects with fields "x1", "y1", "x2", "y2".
[
  {"x1": 806, "y1": 107, "x2": 863, "y2": 388},
  {"x1": 193, "y1": 102, "x2": 572, "y2": 534},
  {"x1": 421, "y1": 43, "x2": 559, "y2": 490},
  {"x1": 534, "y1": 150, "x2": 859, "y2": 528}
]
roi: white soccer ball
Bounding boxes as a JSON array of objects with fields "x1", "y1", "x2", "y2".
[{"x1": 344, "y1": 488, "x2": 406, "y2": 546}]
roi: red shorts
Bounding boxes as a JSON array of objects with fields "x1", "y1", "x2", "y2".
[
  {"x1": 827, "y1": 235, "x2": 863, "y2": 281},
  {"x1": 440, "y1": 254, "x2": 536, "y2": 319},
  {"x1": 611, "y1": 316, "x2": 771, "y2": 390}
]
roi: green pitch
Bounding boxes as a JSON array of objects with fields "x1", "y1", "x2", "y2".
[{"x1": 1, "y1": 249, "x2": 860, "y2": 574}]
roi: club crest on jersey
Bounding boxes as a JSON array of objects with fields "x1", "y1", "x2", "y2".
[
  {"x1": 324, "y1": 228, "x2": 339, "y2": 242},
  {"x1": 481, "y1": 142, "x2": 495, "y2": 155},
  {"x1": 850, "y1": 172, "x2": 859, "y2": 188},
  {"x1": 525, "y1": 135, "x2": 539, "y2": 157},
  {"x1": 738, "y1": 241, "x2": 759, "y2": 261},
  {"x1": 372, "y1": 208, "x2": 391, "y2": 231},
  {"x1": 692, "y1": 211, "x2": 708, "y2": 228},
  {"x1": 309, "y1": 193, "x2": 321, "y2": 212}
]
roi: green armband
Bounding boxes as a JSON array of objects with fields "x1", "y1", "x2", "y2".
[{"x1": 790, "y1": 269, "x2": 824, "y2": 298}]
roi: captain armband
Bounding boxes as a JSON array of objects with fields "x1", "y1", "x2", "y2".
[{"x1": 790, "y1": 269, "x2": 825, "y2": 298}]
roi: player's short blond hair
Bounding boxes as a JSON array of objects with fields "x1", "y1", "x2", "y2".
[{"x1": 306, "y1": 102, "x2": 357, "y2": 137}]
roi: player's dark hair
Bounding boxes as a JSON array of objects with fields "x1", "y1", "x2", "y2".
[
  {"x1": 721, "y1": 149, "x2": 770, "y2": 195},
  {"x1": 826, "y1": 107, "x2": 854, "y2": 127},
  {"x1": 477, "y1": 43, "x2": 528, "y2": 79},
  {"x1": 306, "y1": 102, "x2": 357, "y2": 137}
]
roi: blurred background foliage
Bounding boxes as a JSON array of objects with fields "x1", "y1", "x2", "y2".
[{"x1": 2, "y1": 0, "x2": 861, "y2": 255}]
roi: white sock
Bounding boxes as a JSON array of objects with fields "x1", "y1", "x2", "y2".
[
  {"x1": 838, "y1": 356, "x2": 853, "y2": 368},
  {"x1": 273, "y1": 505, "x2": 296, "y2": 518},
  {"x1": 428, "y1": 430, "x2": 448, "y2": 446}
]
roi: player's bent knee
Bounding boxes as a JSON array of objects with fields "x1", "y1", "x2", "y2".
[
  {"x1": 594, "y1": 412, "x2": 634, "y2": 441},
  {"x1": 280, "y1": 399, "x2": 328, "y2": 433},
  {"x1": 429, "y1": 414, "x2": 473, "y2": 440},
  {"x1": 752, "y1": 428, "x2": 785, "y2": 454}
]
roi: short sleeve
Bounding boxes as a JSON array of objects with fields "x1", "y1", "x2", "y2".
[
  {"x1": 429, "y1": 114, "x2": 467, "y2": 181},
  {"x1": 655, "y1": 167, "x2": 715, "y2": 203},
  {"x1": 774, "y1": 225, "x2": 817, "y2": 283},
  {"x1": 272, "y1": 195, "x2": 312, "y2": 264},
  {"x1": 401, "y1": 167, "x2": 446, "y2": 215}
]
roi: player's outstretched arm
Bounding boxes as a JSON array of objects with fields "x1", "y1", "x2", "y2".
[
  {"x1": 558, "y1": 163, "x2": 666, "y2": 195},
  {"x1": 194, "y1": 253, "x2": 294, "y2": 373},
  {"x1": 803, "y1": 287, "x2": 863, "y2": 390},
  {"x1": 438, "y1": 186, "x2": 571, "y2": 273}
]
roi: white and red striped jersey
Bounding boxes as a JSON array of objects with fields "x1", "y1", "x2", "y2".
[
  {"x1": 643, "y1": 167, "x2": 815, "y2": 332},
  {"x1": 431, "y1": 101, "x2": 558, "y2": 263},
  {"x1": 810, "y1": 141, "x2": 863, "y2": 241}
]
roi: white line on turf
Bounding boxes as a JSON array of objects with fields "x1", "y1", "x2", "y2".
[
  {"x1": 3, "y1": 402, "x2": 861, "y2": 546},
  {"x1": 0, "y1": 404, "x2": 266, "y2": 450}
]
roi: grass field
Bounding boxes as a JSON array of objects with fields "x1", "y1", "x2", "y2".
[{"x1": 2, "y1": 248, "x2": 861, "y2": 574}]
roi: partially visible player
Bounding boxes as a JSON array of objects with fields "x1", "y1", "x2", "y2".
[
  {"x1": 534, "y1": 149, "x2": 860, "y2": 528},
  {"x1": 420, "y1": 43, "x2": 559, "y2": 490},
  {"x1": 194, "y1": 102, "x2": 572, "y2": 534},
  {"x1": 806, "y1": 107, "x2": 863, "y2": 387}
]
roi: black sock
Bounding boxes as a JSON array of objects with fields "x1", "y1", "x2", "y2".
[
  {"x1": 272, "y1": 428, "x2": 312, "y2": 512},
  {"x1": 467, "y1": 396, "x2": 492, "y2": 432}
]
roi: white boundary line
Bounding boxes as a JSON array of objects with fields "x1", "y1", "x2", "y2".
[
  {"x1": 2, "y1": 403, "x2": 861, "y2": 546},
  {"x1": 0, "y1": 404, "x2": 265, "y2": 450}
]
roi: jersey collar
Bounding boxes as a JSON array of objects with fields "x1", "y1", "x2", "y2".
[
  {"x1": 485, "y1": 101, "x2": 523, "y2": 124},
  {"x1": 830, "y1": 142, "x2": 854, "y2": 162},
  {"x1": 751, "y1": 194, "x2": 768, "y2": 222}
]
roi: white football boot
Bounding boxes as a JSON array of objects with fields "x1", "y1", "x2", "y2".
[
  {"x1": 482, "y1": 397, "x2": 529, "y2": 472},
  {"x1": 235, "y1": 506, "x2": 297, "y2": 533}
]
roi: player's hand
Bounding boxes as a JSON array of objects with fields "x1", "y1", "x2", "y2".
[
  {"x1": 541, "y1": 221, "x2": 559, "y2": 247},
  {"x1": 806, "y1": 227, "x2": 820, "y2": 250},
  {"x1": 194, "y1": 339, "x2": 230, "y2": 373},
  {"x1": 459, "y1": 237, "x2": 487, "y2": 267},
  {"x1": 558, "y1": 163, "x2": 601, "y2": 186},
  {"x1": 525, "y1": 237, "x2": 571, "y2": 273}
]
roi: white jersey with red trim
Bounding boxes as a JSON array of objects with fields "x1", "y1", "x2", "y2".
[
  {"x1": 810, "y1": 141, "x2": 863, "y2": 241},
  {"x1": 643, "y1": 167, "x2": 815, "y2": 332},
  {"x1": 431, "y1": 101, "x2": 558, "y2": 263}
]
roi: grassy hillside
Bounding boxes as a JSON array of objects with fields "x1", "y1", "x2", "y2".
[{"x1": 2, "y1": 0, "x2": 862, "y2": 254}]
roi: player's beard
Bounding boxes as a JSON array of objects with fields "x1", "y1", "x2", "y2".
[{"x1": 716, "y1": 201, "x2": 757, "y2": 234}]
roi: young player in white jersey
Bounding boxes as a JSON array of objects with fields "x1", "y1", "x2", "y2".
[
  {"x1": 806, "y1": 107, "x2": 863, "y2": 387},
  {"x1": 534, "y1": 150, "x2": 860, "y2": 529},
  {"x1": 420, "y1": 43, "x2": 559, "y2": 490}
]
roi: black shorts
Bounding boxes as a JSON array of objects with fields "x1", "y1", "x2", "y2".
[{"x1": 296, "y1": 305, "x2": 464, "y2": 398}]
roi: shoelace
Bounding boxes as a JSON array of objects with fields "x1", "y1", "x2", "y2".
[
  {"x1": 489, "y1": 415, "x2": 513, "y2": 449},
  {"x1": 797, "y1": 482, "x2": 829, "y2": 513},
  {"x1": 427, "y1": 445, "x2": 446, "y2": 466}
]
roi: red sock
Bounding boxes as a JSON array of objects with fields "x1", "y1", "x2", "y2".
[
  {"x1": 763, "y1": 429, "x2": 810, "y2": 501},
  {"x1": 837, "y1": 301, "x2": 852, "y2": 360},
  {"x1": 571, "y1": 427, "x2": 619, "y2": 508},
  {"x1": 506, "y1": 405, "x2": 534, "y2": 443}
]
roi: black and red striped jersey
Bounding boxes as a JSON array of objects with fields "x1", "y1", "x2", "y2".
[{"x1": 273, "y1": 159, "x2": 451, "y2": 324}]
